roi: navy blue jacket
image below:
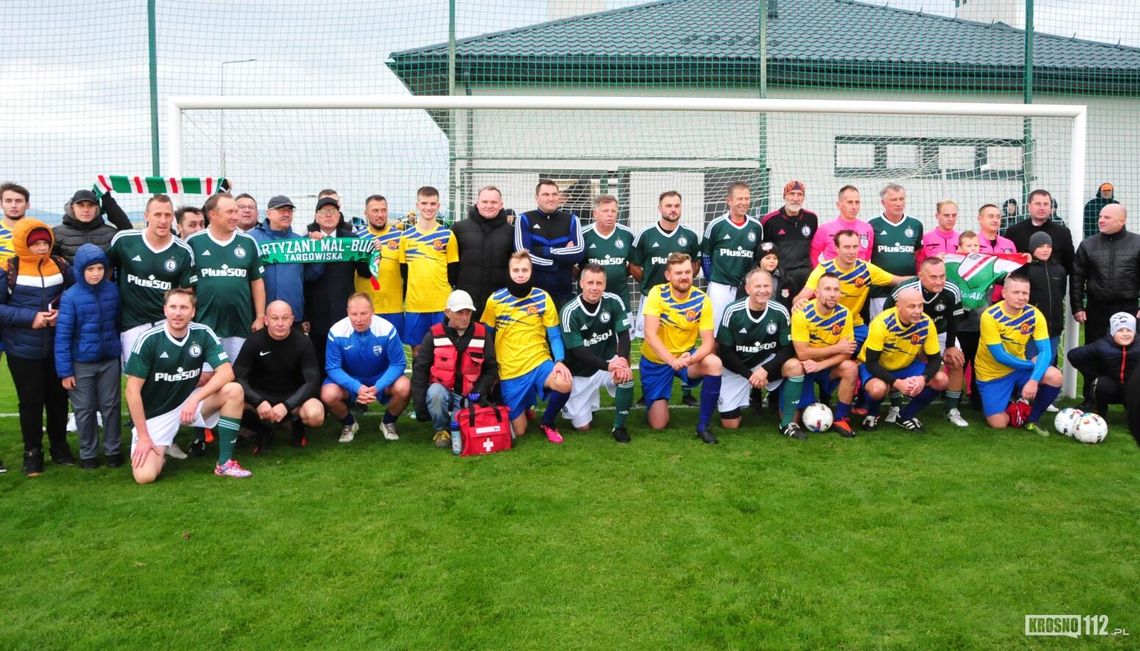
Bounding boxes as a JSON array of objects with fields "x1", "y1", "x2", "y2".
[
  {"x1": 513, "y1": 208, "x2": 584, "y2": 302},
  {"x1": 55, "y1": 244, "x2": 122, "y2": 377},
  {"x1": 250, "y1": 221, "x2": 324, "y2": 320},
  {"x1": 1067, "y1": 334, "x2": 1140, "y2": 384},
  {"x1": 0, "y1": 219, "x2": 74, "y2": 360}
]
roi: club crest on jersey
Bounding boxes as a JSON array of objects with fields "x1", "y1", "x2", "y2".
[
  {"x1": 747, "y1": 232, "x2": 756, "y2": 242},
  {"x1": 163, "y1": 258, "x2": 177, "y2": 272},
  {"x1": 854, "y1": 277, "x2": 866, "y2": 287},
  {"x1": 188, "y1": 344, "x2": 202, "y2": 358},
  {"x1": 831, "y1": 324, "x2": 843, "y2": 335},
  {"x1": 801, "y1": 225, "x2": 811, "y2": 237},
  {"x1": 387, "y1": 240, "x2": 399, "y2": 250},
  {"x1": 234, "y1": 247, "x2": 247, "y2": 259},
  {"x1": 910, "y1": 334, "x2": 922, "y2": 345},
  {"x1": 859, "y1": 235, "x2": 869, "y2": 249},
  {"x1": 600, "y1": 312, "x2": 611, "y2": 323},
  {"x1": 373, "y1": 345, "x2": 383, "y2": 356},
  {"x1": 781, "y1": 288, "x2": 790, "y2": 298},
  {"x1": 935, "y1": 303, "x2": 945, "y2": 311},
  {"x1": 1019, "y1": 322, "x2": 1032, "y2": 334},
  {"x1": 905, "y1": 228, "x2": 915, "y2": 238},
  {"x1": 433, "y1": 239, "x2": 446, "y2": 251},
  {"x1": 527, "y1": 305, "x2": 539, "y2": 316},
  {"x1": 685, "y1": 309, "x2": 699, "y2": 322},
  {"x1": 766, "y1": 322, "x2": 778, "y2": 335},
  {"x1": 615, "y1": 239, "x2": 624, "y2": 249},
  {"x1": 678, "y1": 237, "x2": 688, "y2": 246}
]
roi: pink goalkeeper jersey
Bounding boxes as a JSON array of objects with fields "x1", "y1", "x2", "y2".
[
  {"x1": 810, "y1": 217, "x2": 874, "y2": 266},
  {"x1": 917, "y1": 228, "x2": 960, "y2": 266}
]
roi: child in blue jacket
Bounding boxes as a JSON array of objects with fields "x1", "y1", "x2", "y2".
[{"x1": 55, "y1": 243, "x2": 122, "y2": 469}]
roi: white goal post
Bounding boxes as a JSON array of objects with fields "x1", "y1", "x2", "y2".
[{"x1": 168, "y1": 95, "x2": 1088, "y2": 397}]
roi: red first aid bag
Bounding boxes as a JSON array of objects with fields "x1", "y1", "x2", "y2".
[{"x1": 456, "y1": 403, "x2": 513, "y2": 456}]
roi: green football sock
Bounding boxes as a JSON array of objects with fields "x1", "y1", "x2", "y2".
[
  {"x1": 780, "y1": 376, "x2": 805, "y2": 427},
  {"x1": 614, "y1": 381, "x2": 634, "y2": 429},
  {"x1": 944, "y1": 390, "x2": 962, "y2": 412},
  {"x1": 216, "y1": 415, "x2": 241, "y2": 465}
]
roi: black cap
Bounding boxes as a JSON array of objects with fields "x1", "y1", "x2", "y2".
[
  {"x1": 267, "y1": 195, "x2": 295, "y2": 210},
  {"x1": 758, "y1": 241, "x2": 778, "y2": 258},
  {"x1": 70, "y1": 189, "x2": 98, "y2": 205},
  {"x1": 315, "y1": 197, "x2": 340, "y2": 212}
]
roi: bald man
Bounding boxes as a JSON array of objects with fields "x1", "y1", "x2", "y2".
[
  {"x1": 232, "y1": 300, "x2": 325, "y2": 450},
  {"x1": 1071, "y1": 203, "x2": 1140, "y2": 409},
  {"x1": 857, "y1": 286, "x2": 948, "y2": 432}
]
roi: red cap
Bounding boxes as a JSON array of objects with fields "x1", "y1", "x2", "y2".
[
  {"x1": 26, "y1": 228, "x2": 52, "y2": 247},
  {"x1": 783, "y1": 180, "x2": 805, "y2": 195}
]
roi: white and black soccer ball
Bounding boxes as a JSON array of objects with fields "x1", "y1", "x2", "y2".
[
  {"x1": 802, "y1": 402, "x2": 833, "y2": 433},
  {"x1": 1072, "y1": 413, "x2": 1108, "y2": 444},
  {"x1": 1053, "y1": 407, "x2": 1084, "y2": 438}
]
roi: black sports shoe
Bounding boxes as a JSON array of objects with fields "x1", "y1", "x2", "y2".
[
  {"x1": 681, "y1": 393, "x2": 698, "y2": 407},
  {"x1": 0, "y1": 457, "x2": 7, "y2": 474},
  {"x1": 290, "y1": 421, "x2": 308, "y2": 448},
  {"x1": 831, "y1": 418, "x2": 857, "y2": 438},
  {"x1": 105, "y1": 453, "x2": 124, "y2": 468},
  {"x1": 51, "y1": 447, "x2": 77, "y2": 466},
  {"x1": 612, "y1": 426, "x2": 631, "y2": 444},
  {"x1": 23, "y1": 449, "x2": 44, "y2": 477},
  {"x1": 780, "y1": 422, "x2": 807, "y2": 440},
  {"x1": 1077, "y1": 401, "x2": 1096, "y2": 413},
  {"x1": 861, "y1": 414, "x2": 880, "y2": 431},
  {"x1": 696, "y1": 429, "x2": 719, "y2": 444},
  {"x1": 79, "y1": 457, "x2": 100, "y2": 470},
  {"x1": 187, "y1": 436, "x2": 207, "y2": 457},
  {"x1": 896, "y1": 416, "x2": 925, "y2": 432}
]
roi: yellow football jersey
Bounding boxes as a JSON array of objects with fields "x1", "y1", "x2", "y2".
[
  {"x1": 355, "y1": 222, "x2": 404, "y2": 314},
  {"x1": 0, "y1": 222, "x2": 13, "y2": 266},
  {"x1": 398, "y1": 221, "x2": 459, "y2": 313},
  {"x1": 791, "y1": 301, "x2": 853, "y2": 348},
  {"x1": 975, "y1": 302, "x2": 1049, "y2": 382},
  {"x1": 858, "y1": 307, "x2": 939, "y2": 371},
  {"x1": 805, "y1": 259, "x2": 895, "y2": 326},
  {"x1": 480, "y1": 287, "x2": 559, "y2": 380},
  {"x1": 640, "y1": 283, "x2": 714, "y2": 364}
]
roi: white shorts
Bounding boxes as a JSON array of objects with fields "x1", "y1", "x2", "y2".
[
  {"x1": 937, "y1": 331, "x2": 959, "y2": 353},
  {"x1": 562, "y1": 369, "x2": 617, "y2": 428},
  {"x1": 868, "y1": 297, "x2": 887, "y2": 320},
  {"x1": 204, "y1": 336, "x2": 245, "y2": 372},
  {"x1": 708, "y1": 282, "x2": 738, "y2": 334},
  {"x1": 130, "y1": 396, "x2": 219, "y2": 453},
  {"x1": 717, "y1": 367, "x2": 784, "y2": 413},
  {"x1": 121, "y1": 322, "x2": 163, "y2": 367},
  {"x1": 634, "y1": 300, "x2": 648, "y2": 339}
]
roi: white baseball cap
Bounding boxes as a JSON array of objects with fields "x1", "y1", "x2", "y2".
[{"x1": 446, "y1": 289, "x2": 476, "y2": 312}]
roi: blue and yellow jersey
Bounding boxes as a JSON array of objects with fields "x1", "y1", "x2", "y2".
[
  {"x1": 805, "y1": 259, "x2": 895, "y2": 326},
  {"x1": 791, "y1": 301, "x2": 853, "y2": 349},
  {"x1": 398, "y1": 221, "x2": 458, "y2": 313},
  {"x1": 480, "y1": 287, "x2": 559, "y2": 380},
  {"x1": 640, "y1": 283, "x2": 714, "y2": 364},
  {"x1": 355, "y1": 222, "x2": 404, "y2": 314},
  {"x1": 0, "y1": 222, "x2": 14, "y2": 266},
  {"x1": 975, "y1": 301, "x2": 1049, "y2": 382},
  {"x1": 858, "y1": 307, "x2": 939, "y2": 371}
]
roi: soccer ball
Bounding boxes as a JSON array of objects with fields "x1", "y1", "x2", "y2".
[
  {"x1": 1072, "y1": 413, "x2": 1108, "y2": 444},
  {"x1": 802, "y1": 403, "x2": 833, "y2": 433},
  {"x1": 1053, "y1": 407, "x2": 1084, "y2": 437},
  {"x1": 1005, "y1": 399, "x2": 1031, "y2": 428}
]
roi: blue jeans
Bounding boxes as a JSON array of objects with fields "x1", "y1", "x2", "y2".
[{"x1": 426, "y1": 383, "x2": 462, "y2": 432}]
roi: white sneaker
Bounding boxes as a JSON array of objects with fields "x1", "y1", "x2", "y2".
[
  {"x1": 945, "y1": 409, "x2": 969, "y2": 427},
  {"x1": 165, "y1": 443, "x2": 189, "y2": 460},
  {"x1": 339, "y1": 422, "x2": 359, "y2": 444},
  {"x1": 884, "y1": 406, "x2": 900, "y2": 424},
  {"x1": 66, "y1": 413, "x2": 78, "y2": 433},
  {"x1": 380, "y1": 421, "x2": 399, "y2": 441},
  {"x1": 1045, "y1": 403, "x2": 1059, "y2": 413}
]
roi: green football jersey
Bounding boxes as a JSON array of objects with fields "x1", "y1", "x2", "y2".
[
  {"x1": 560, "y1": 293, "x2": 630, "y2": 378},
  {"x1": 107, "y1": 231, "x2": 198, "y2": 329},
  {"x1": 629, "y1": 223, "x2": 701, "y2": 294},
  {"x1": 868, "y1": 215, "x2": 923, "y2": 298},
  {"x1": 701, "y1": 213, "x2": 764, "y2": 286},
  {"x1": 125, "y1": 323, "x2": 229, "y2": 418},
  {"x1": 884, "y1": 277, "x2": 963, "y2": 334},
  {"x1": 186, "y1": 230, "x2": 264, "y2": 338},
  {"x1": 715, "y1": 298, "x2": 791, "y2": 370},
  {"x1": 581, "y1": 223, "x2": 634, "y2": 304}
]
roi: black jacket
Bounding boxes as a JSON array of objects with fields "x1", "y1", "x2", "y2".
[
  {"x1": 1067, "y1": 334, "x2": 1140, "y2": 384},
  {"x1": 52, "y1": 192, "x2": 133, "y2": 263},
  {"x1": 452, "y1": 207, "x2": 515, "y2": 318},
  {"x1": 1022, "y1": 258, "x2": 1067, "y2": 336},
  {"x1": 1070, "y1": 229, "x2": 1140, "y2": 312},
  {"x1": 1083, "y1": 196, "x2": 1118, "y2": 240},
  {"x1": 304, "y1": 220, "x2": 371, "y2": 332},
  {"x1": 411, "y1": 323, "x2": 499, "y2": 419},
  {"x1": 1006, "y1": 217, "x2": 1075, "y2": 273}
]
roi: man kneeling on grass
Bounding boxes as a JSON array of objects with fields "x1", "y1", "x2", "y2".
[
  {"x1": 974, "y1": 273, "x2": 1063, "y2": 432},
  {"x1": 480, "y1": 251, "x2": 573, "y2": 442},
  {"x1": 716, "y1": 267, "x2": 805, "y2": 439},
  {"x1": 640, "y1": 252, "x2": 722, "y2": 444},
  {"x1": 411, "y1": 289, "x2": 500, "y2": 448},
  {"x1": 321, "y1": 293, "x2": 410, "y2": 444},
  {"x1": 126, "y1": 288, "x2": 251, "y2": 483},
  {"x1": 233, "y1": 300, "x2": 325, "y2": 451},
  {"x1": 559, "y1": 263, "x2": 634, "y2": 443}
]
